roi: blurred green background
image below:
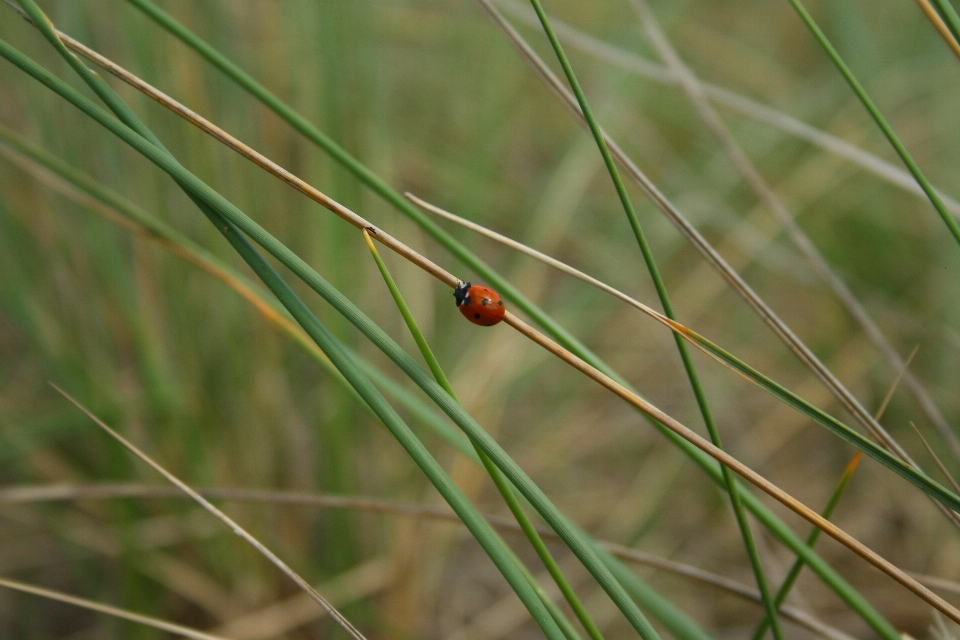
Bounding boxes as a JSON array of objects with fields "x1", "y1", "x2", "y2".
[{"x1": 3, "y1": 0, "x2": 960, "y2": 638}]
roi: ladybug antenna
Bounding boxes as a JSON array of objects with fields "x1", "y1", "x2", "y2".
[{"x1": 453, "y1": 281, "x2": 471, "y2": 306}]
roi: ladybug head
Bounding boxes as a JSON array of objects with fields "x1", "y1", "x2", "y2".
[{"x1": 453, "y1": 281, "x2": 472, "y2": 307}]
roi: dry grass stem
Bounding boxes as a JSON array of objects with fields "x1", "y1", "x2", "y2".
[
  {"x1": 492, "y1": 0, "x2": 960, "y2": 216},
  {"x1": 9, "y1": 5, "x2": 957, "y2": 626},
  {"x1": 913, "y1": 0, "x2": 960, "y2": 60},
  {"x1": 211, "y1": 559, "x2": 394, "y2": 640},
  {"x1": 910, "y1": 422, "x2": 960, "y2": 495},
  {"x1": 0, "y1": 480, "x2": 903, "y2": 640},
  {"x1": 17, "y1": 40, "x2": 955, "y2": 616},
  {"x1": 628, "y1": 0, "x2": 959, "y2": 463},
  {"x1": 0, "y1": 576, "x2": 233, "y2": 640},
  {"x1": 50, "y1": 385, "x2": 368, "y2": 640},
  {"x1": 499, "y1": 310, "x2": 960, "y2": 622},
  {"x1": 11, "y1": 14, "x2": 457, "y2": 288},
  {"x1": 474, "y1": 0, "x2": 934, "y2": 478}
]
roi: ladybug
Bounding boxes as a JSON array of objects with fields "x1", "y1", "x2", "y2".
[{"x1": 453, "y1": 281, "x2": 505, "y2": 326}]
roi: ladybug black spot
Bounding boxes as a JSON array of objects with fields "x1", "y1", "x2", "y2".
[
  {"x1": 498, "y1": 300, "x2": 503, "y2": 306},
  {"x1": 481, "y1": 299, "x2": 489, "y2": 305},
  {"x1": 474, "y1": 313, "x2": 481, "y2": 319}
]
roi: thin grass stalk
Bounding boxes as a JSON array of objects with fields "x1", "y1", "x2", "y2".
[
  {"x1": 3, "y1": 12, "x2": 566, "y2": 635},
  {"x1": 784, "y1": 0, "x2": 960, "y2": 247},
  {"x1": 0, "y1": 576, "x2": 233, "y2": 640},
  {"x1": 4, "y1": 30, "x2": 941, "y2": 633},
  {"x1": 752, "y1": 352, "x2": 915, "y2": 640},
  {"x1": 931, "y1": 0, "x2": 960, "y2": 44},
  {"x1": 475, "y1": 0, "x2": 943, "y2": 474},
  {"x1": 122, "y1": 0, "x2": 610, "y2": 383},
  {"x1": 88, "y1": 4, "x2": 899, "y2": 634},
  {"x1": 916, "y1": 0, "x2": 960, "y2": 57},
  {"x1": 363, "y1": 230, "x2": 599, "y2": 640},
  {"x1": 52, "y1": 386, "x2": 368, "y2": 640},
  {"x1": 627, "y1": 0, "x2": 960, "y2": 464},
  {"x1": 0, "y1": 126, "x2": 476, "y2": 460},
  {"x1": 751, "y1": 451, "x2": 863, "y2": 640},
  {"x1": 910, "y1": 422, "x2": 960, "y2": 495},
  {"x1": 0, "y1": 35, "x2": 666, "y2": 639},
  {"x1": 0, "y1": 124, "x2": 708, "y2": 640},
  {"x1": 527, "y1": 2, "x2": 783, "y2": 636},
  {"x1": 407, "y1": 195, "x2": 948, "y2": 507},
  {"x1": 494, "y1": 0, "x2": 960, "y2": 219},
  {"x1": 0, "y1": 482, "x2": 859, "y2": 640}
]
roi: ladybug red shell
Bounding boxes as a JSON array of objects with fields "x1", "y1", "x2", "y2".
[{"x1": 453, "y1": 281, "x2": 505, "y2": 326}]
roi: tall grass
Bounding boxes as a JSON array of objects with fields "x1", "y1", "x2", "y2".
[{"x1": 2, "y1": 1, "x2": 960, "y2": 639}]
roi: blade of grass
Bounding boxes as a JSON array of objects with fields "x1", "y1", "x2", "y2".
[
  {"x1": 5, "y1": 36, "x2": 948, "y2": 631},
  {"x1": 89, "y1": 5, "x2": 901, "y2": 635},
  {"x1": 363, "y1": 230, "x2": 603, "y2": 640},
  {"x1": 0, "y1": 27, "x2": 675, "y2": 636},
  {"x1": 52, "y1": 385, "x2": 367, "y2": 640},
  {"x1": 915, "y1": 0, "x2": 960, "y2": 59},
  {"x1": 122, "y1": 0, "x2": 610, "y2": 384},
  {"x1": 752, "y1": 347, "x2": 915, "y2": 640},
  {"x1": 475, "y1": 0, "x2": 949, "y2": 491},
  {"x1": 494, "y1": 0, "x2": 960, "y2": 218},
  {"x1": 527, "y1": 1, "x2": 781, "y2": 636},
  {"x1": 0, "y1": 126, "x2": 707, "y2": 640},
  {"x1": 628, "y1": 0, "x2": 960, "y2": 464},
  {"x1": 931, "y1": 0, "x2": 960, "y2": 44},
  {"x1": 0, "y1": 126, "x2": 476, "y2": 462},
  {"x1": 910, "y1": 422, "x2": 960, "y2": 495},
  {"x1": 785, "y1": 0, "x2": 960, "y2": 247},
  {"x1": 0, "y1": 481, "x2": 859, "y2": 640},
  {"x1": 0, "y1": 576, "x2": 233, "y2": 640},
  {"x1": 6, "y1": 6, "x2": 566, "y2": 633}
]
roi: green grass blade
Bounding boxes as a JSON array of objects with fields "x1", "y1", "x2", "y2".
[
  {"x1": 672, "y1": 322, "x2": 960, "y2": 513},
  {"x1": 7, "y1": 11, "x2": 903, "y2": 635},
  {"x1": 117, "y1": 4, "x2": 893, "y2": 632},
  {"x1": 0, "y1": 124, "x2": 710, "y2": 640},
  {"x1": 124, "y1": 0, "x2": 621, "y2": 386},
  {"x1": 751, "y1": 452, "x2": 862, "y2": 640},
  {"x1": 0, "y1": 39, "x2": 658, "y2": 640},
  {"x1": 931, "y1": 0, "x2": 960, "y2": 44},
  {"x1": 0, "y1": 31, "x2": 567, "y2": 639},
  {"x1": 363, "y1": 231, "x2": 602, "y2": 640},
  {"x1": 527, "y1": 2, "x2": 783, "y2": 636},
  {"x1": 785, "y1": 0, "x2": 960, "y2": 248},
  {"x1": 0, "y1": 123, "x2": 477, "y2": 462}
]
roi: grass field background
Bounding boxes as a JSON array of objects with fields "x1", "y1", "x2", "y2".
[{"x1": 3, "y1": 0, "x2": 960, "y2": 638}]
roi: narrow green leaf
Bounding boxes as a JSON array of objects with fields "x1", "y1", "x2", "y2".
[
  {"x1": 931, "y1": 0, "x2": 960, "y2": 45},
  {"x1": 0, "y1": 124, "x2": 475, "y2": 462},
  {"x1": 107, "y1": 5, "x2": 902, "y2": 636},
  {"x1": 0, "y1": 37, "x2": 641, "y2": 639},
  {"x1": 752, "y1": 452, "x2": 863, "y2": 640},
  {"x1": 785, "y1": 0, "x2": 960, "y2": 249},
  {"x1": 363, "y1": 230, "x2": 601, "y2": 640},
  {"x1": 0, "y1": 25, "x2": 567, "y2": 638},
  {"x1": 527, "y1": 1, "x2": 783, "y2": 635}
]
